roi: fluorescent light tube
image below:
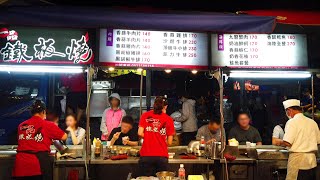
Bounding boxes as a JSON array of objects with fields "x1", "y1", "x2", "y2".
[
  {"x1": 229, "y1": 71, "x2": 311, "y2": 79},
  {"x1": 0, "y1": 65, "x2": 84, "y2": 73}
]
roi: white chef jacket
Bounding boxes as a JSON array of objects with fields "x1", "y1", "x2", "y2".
[
  {"x1": 283, "y1": 113, "x2": 320, "y2": 153},
  {"x1": 283, "y1": 113, "x2": 320, "y2": 180}
]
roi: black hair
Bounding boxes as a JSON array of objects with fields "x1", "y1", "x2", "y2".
[
  {"x1": 122, "y1": 116, "x2": 134, "y2": 126},
  {"x1": 236, "y1": 111, "x2": 251, "y2": 121},
  {"x1": 288, "y1": 106, "x2": 303, "y2": 112},
  {"x1": 209, "y1": 118, "x2": 221, "y2": 125},
  {"x1": 66, "y1": 114, "x2": 79, "y2": 128},
  {"x1": 46, "y1": 109, "x2": 59, "y2": 122},
  {"x1": 31, "y1": 100, "x2": 46, "y2": 115},
  {"x1": 153, "y1": 96, "x2": 168, "y2": 115}
]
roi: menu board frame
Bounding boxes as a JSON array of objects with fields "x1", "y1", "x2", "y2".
[
  {"x1": 99, "y1": 28, "x2": 209, "y2": 69},
  {"x1": 211, "y1": 34, "x2": 308, "y2": 69}
]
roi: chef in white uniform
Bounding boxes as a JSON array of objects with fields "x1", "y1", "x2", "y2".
[{"x1": 278, "y1": 99, "x2": 320, "y2": 180}]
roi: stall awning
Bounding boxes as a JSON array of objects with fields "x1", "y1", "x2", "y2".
[
  {"x1": 0, "y1": 6, "x2": 276, "y2": 33},
  {"x1": 241, "y1": 10, "x2": 320, "y2": 26}
]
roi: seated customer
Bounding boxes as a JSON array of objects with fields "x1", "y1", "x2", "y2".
[
  {"x1": 228, "y1": 111, "x2": 262, "y2": 145},
  {"x1": 108, "y1": 116, "x2": 139, "y2": 146},
  {"x1": 196, "y1": 118, "x2": 223, "y2": 143},
  {"x1": 65, "y1": 114, "x2": 86, "y2": 145},
  {"x1": 272, "y1": 118, "x2": 287, "y2": 145}
]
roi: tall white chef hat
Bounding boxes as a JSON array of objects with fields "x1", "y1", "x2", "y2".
[{"x1": 283, "y1": 99, "x2": 300, "y2": 110}]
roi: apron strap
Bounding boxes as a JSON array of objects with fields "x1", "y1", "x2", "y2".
[{"x1": 35, "y1": 152, "x2": 53, "y2": 180}]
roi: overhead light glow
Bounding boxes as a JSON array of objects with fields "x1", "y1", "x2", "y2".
[
  {"x1": 229, "y1": 71, "x2": 311, "y2": 79},
  {"x1": 108, "y1": 67, "x2": 115, "y2": 72},
  {"x1": 164, "y1": 69, "x2": 171, "y2": 73},
  {"x1": 0, "y1": 65, "x2": 84, "y2": 74},
  {"x1": 191, "y1": 70, "x2": 198, "y2": 74}
]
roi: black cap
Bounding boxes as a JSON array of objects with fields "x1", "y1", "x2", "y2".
[{"x1": 31, "y1": 100, "x2": 46, "y2": 114}]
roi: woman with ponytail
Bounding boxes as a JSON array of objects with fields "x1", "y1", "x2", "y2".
[
  {"x1": 13, "y1": 100, "x2": 67, "y2": 180},
  {"x1": 138, "y1": 96, "x2": 175, "y2": 176}
]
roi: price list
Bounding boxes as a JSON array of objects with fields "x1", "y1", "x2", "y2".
[
  {"x1": 212, "y1": 34, "x2": 307, "y2": 68},
  {"x1": 100, "y1": 29, "x2": 208, "y2": 68}
]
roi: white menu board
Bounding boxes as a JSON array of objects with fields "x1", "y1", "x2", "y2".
[
  {"x1": 211, "y1": 34, "x2": 308, "y2": 68},
  {"x1": 99, "y1": 29, "x2": 208, "y2": 68}
]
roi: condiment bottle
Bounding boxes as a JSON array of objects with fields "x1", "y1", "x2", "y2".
[
  {"x1": 199, "y1": 136, "x2": 205, "y2": 151},
  {"x1": 95, "y1": 138, "x2": 101, "y2": 157},
  {"x1": 178, "y1": 164, "x2": 186, "y2": 180}
]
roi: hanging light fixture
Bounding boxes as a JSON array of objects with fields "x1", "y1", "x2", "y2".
[
  {"x1": 108, "y1": 67, "x2": 115, "y2": 72},
  {"x1": 164, "y1": 69, "x2": 172, "y2": 73}
]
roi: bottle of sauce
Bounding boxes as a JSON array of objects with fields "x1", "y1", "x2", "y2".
[
  {"x1": 95, "y1": 138, "x2": 101, "y2": 158},
  {"x1": 199, "y1": 136, "x2": 205, "y2": 151},
  {"x1": 178, "y1": 164, "x2": 186, "y2": 180}
]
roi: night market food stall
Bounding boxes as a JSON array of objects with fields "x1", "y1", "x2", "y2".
[
  {"x1": 3, "y1": 6, "x2": 319, "y2": 180},
  {"x1": 209, "y1": 33, "x2": 319, "y2": 180},
  {"x1": 1, "y1": 29, "x2": 319, "y2": 180},
  {"x1": 85, "y1": 28, "x2": 214, "y2": 180}
]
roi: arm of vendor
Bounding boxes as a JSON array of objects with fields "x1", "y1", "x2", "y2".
[
  {"x1": 108, "y1": 116, "x2": 138, "y2": 146},
  {"x1": 196, "y1": 118, "x2": 223, "y2": 143}
]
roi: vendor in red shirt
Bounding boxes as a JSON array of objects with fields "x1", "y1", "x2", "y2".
[
  {"x1": 138, "y1": 96, "x2": 175, "y2": 176},
  {"x1": 13, "y1": 100, "x2": 67, "y2": 180}
]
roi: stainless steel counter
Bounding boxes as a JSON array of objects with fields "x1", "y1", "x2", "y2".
[
  {"x1": 219, "y1": 156, "x2": 256, "y2": 164},
  {"x1": 1, "y1": 145, "x2": 317, "y2": 165},
  {"x1": 2, "y1": 145, "x2": 320, "y2": 180},
  {"x1": 90, "y1": 157, "x2": 213, "y2": 165}
]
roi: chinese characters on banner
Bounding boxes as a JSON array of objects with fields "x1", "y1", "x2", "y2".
[
  {"x1": 0, "y1": 27, "x2": 94, "y2": 64},
  {"x1": 211, "y1": 34, "x2": 308, "y2": 68},
  {"x1": 99, "y1": 29, "x2": 208, "y2": 68}
]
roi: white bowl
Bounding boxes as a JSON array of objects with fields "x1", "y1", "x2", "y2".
[{"x1": 168, "y1": 152, "x2": 175, "y2": 159}]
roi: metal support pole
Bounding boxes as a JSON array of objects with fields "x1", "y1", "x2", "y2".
[
  {"x1": 312, "y1": 74, "x2": 315, "y2": 120},
  {"x1": 85, "y1": 66, "x2": 93, "y2": 180},
  {"x1": 146, "y1": 70, "x2": 152, "y2": 111},
  {"x1": 219, "y1": 69, "x2": 225, "y2": 154},
  {"x1": 85, "y1": 66, "x2": 92, "y2": 158},
  {"x1": 217, "y1": 68, "x2": 228, "y2": 180},
  {"x1": 139, "y1": 70, "x2": 144, "y2": 116}
]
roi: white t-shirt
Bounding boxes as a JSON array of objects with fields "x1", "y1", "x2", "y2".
[
  {"x1": 272, "y1": 125, "x2": 285, "y2": 140},
  {"x1": 283, "y1": 113, "x2": 320, "y2": 152}
]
